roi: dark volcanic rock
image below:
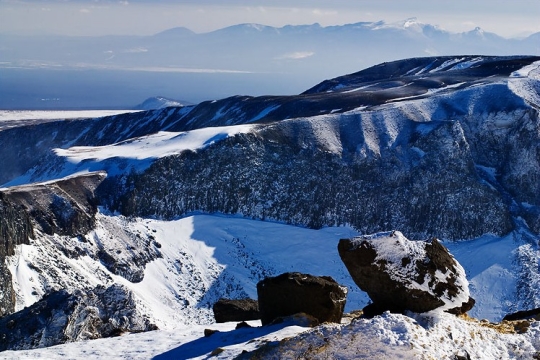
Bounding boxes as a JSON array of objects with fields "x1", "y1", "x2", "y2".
[
  {"x1": 99, "y1": 115, "x2": 513, "y2": 241},
  {"x1": 256, "y1": 272, "x2": 347, "y2": 326},
  {"x1": 3, "y1": 172, "x2": 105, "y2": 237},
  {"x1": 0, "y1": 172, "x2": 151, "y2": 317},
  {"x1": 212, "y1": 298, "x2": 260, "y2": 323},
  {"x1": 338, "y1": 231, "x2": 473, "y2": 315},
  {"x1": 0, "y1": 194, "x2": 33, "y2": 316},
  {"x1": 503, "y1": 307, "x2": 540, "y2": 321},
  {"x1": 0, "y1": 172, "x2": 158, "y2": 284},
  {"x1": 0, "y1": 284, "x2": 157, "y2": 351}
]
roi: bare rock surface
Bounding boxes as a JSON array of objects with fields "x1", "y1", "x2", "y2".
[
  {"x1": 338, "y1": 231, "x2": 474, "y2": 315},
  {"x1": 257, "y1": 272, "x2": 347, "y2": 326},
  {"x1": 0, "y1": 284, "x2": 157, "y2": 351},
  {"x1": 213, "y1": 298, "x2": 260, "y2": 323},
  {"x1": 503, "y1": 307, "x2": 540, "y2": 321}
]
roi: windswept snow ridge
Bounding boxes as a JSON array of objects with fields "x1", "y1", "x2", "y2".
[{"x1": 55, "y1": 125, "x2": 255, "y2": 163}]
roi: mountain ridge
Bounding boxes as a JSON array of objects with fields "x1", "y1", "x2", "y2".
[
  {"x1": 2, "y1": 19, "x2": 539, "y2": 108},
  {"x1": 1, "y1": 56, "x2": 539, "y2": 240},
  {"x1": 0, "y1": 55, "x2": 539, "y2": 357}
]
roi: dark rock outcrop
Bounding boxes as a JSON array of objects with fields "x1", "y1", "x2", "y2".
[
  {"x1": 0, "y1": 284, "x2": 157, "y2": 351},
  {"x1": 2, "y1": 172, "x2": 105, "y2": 237},
  {"x1": 503, "y1": 307, "x2": 540, "y2": 321},
  {"x1": 0, "y1": 173, "x2": 112, "y2": 317},
  {"x1": 338, "y1": 231, "x2": 473, "y2": 315},
  {"x1": 0, "y1": 194, "x2": 33, "y2": 316},
  {"x1": 212, "y1": 298, "x2": 260, "y2": 323},
  {"x1": 256, "y1": 272, "x2": 347, "y2": 326}
]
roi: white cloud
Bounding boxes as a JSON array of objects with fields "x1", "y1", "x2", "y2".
[
  {"x1": 275, "y1": 51, "x2": 315, "y2": 60},
  {"x1": 312, "y1": 8, "x2": 338, "y2": 16},
  {"x1": 123, "y1": 47, "x2": 148, "y2": 53}
]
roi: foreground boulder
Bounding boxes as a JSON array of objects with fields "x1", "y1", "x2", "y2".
[
  {"x1": 212, "y1": 298, "x2": 260, "y2": 323},
  {"x1": 257, "y1": 272, "x2": 347, "y2": 326},
  {"x1": 0, "y1": 284, "x2": 157, "y2": 351},
  {"x1": 338, "y1": 231, "x2": 474, "y2": 315}
]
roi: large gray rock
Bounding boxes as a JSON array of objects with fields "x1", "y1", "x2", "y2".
[
  {"x1": 0, "y1": 284, "x2": 157, "y2": 351},
  {"x1": 257, "y1": 272, "x2": 347, "y2": 326},
  {"x1": 212, "y1": 298, "x2": 260, "y2": 323},
  {"x1": 338, "y1": 231, "x2": 474, "y2": 315}
]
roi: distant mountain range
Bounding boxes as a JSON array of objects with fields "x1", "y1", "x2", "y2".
[{"x1": 1, "y1": 19, "x2": 539, "y2": 108}]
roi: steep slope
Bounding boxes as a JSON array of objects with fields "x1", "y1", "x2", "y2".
[
  {"x1": 1, "y1": 56, "x2": 540, "y2": 355},
  {"x1": 1, "y1": 56, "x2": 539, "y2": 240},
  {"x1": 97, "y1": 56, "x2": 539, "y2": 239}
]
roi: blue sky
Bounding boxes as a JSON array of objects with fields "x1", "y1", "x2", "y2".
[{"x1": 1, "y1": 0, "x2": 540, "y2": 37}]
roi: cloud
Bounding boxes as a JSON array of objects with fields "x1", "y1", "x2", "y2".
[
  {"x1": 123, "y1": 47, "x2": 148, "y2": 53},
  {"x1": 79, "y1": 8, "x2": 90, "y2": 13},
  {"x1": 275, "y1": 51, "x2": 315, "y2": 60},
  {"x1": 312, "y1": 8, "x2": 338, "y2": 16}
]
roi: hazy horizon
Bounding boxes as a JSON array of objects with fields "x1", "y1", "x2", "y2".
[
  {"x1": 1, "y1": 0, "x2": 540, "y2": 38},
  {"x1": 2, "y1": 1, "x2": 540, "y2": 109}
]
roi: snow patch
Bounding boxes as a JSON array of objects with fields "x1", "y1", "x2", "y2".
[
  {"x1": 448, "y1": 57, "x2": 484, "y2": 70},
  {"x1": 249, "y1": 104, "x2": 280, "y2": 122},
  {"x1": 54, "y1": 125, "x2": 255, "y2": 163},
  {"x1": 0, "y1": 110, "x2": 141, "y2": 122}
]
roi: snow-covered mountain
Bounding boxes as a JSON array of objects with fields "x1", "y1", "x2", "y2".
[
  {"x1": 1, "y1": 55, "x2": 540, "y2": 358},
  {"x1": 134, "y1": 97, "x2": 193, "y2": 111},
  {"x1": 2, "y1": 19, "x2": 540, "y2": 108}
]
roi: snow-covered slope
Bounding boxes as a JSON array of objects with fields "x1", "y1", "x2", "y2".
[
  {"x1": 3, "y1": 312, "x2": 539, "y2": 359},
  {"x1": 134, "y1": 97, "x2": 193, "y2": 110},
  {"x1": 3, "y1": 213, "x2": 539, "y2": 358},
  {"x1": 2, "y1": 57, "x2": 538, "y2": 240},
  {"x1": 1, "y1": 56, "x2": 540, "y2": 358}
]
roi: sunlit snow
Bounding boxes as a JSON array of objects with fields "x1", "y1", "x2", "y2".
[
  {"x1": 0, "y1": 110, "x2": 141, "y2": 122},
  {"x1": 54, "y1": 125, "x2": 255, "y2": 163},
  {"x1": 4, "y1": 212, "x2": 538, "y2": 359}
]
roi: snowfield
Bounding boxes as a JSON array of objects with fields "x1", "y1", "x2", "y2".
[
  {"x1": 4, "y1": 213, "x2": 539, "y2": 359},
  {"x1": 0, "y1": 110, "x2": 141, "y2": 122},
  {"x1": 54, "y1": 125, "x2": 255, "y2": 163}
]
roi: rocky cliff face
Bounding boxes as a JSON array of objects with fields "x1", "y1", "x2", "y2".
[
  {"x1": 0, "y1": 174, "x2": 103, "y2": 317},
  {"x1": 0, "y1": 284, "x2": 157, "y2": 351},
  {"x1": 0, "y1": 172, "x2": 161, "y2": 319},
  {"x1": 98, "y1": 116, "x2": 512, "y2": 240},
  {"x1": 2, "y1": 173, "x2": 105, "y2": 237},
  {"x1": 2, "y1": 57, "x2": 539, "y2": 242},
  {"x1": 0, "y1": 195, "x2": 33, "y2": 316}
]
